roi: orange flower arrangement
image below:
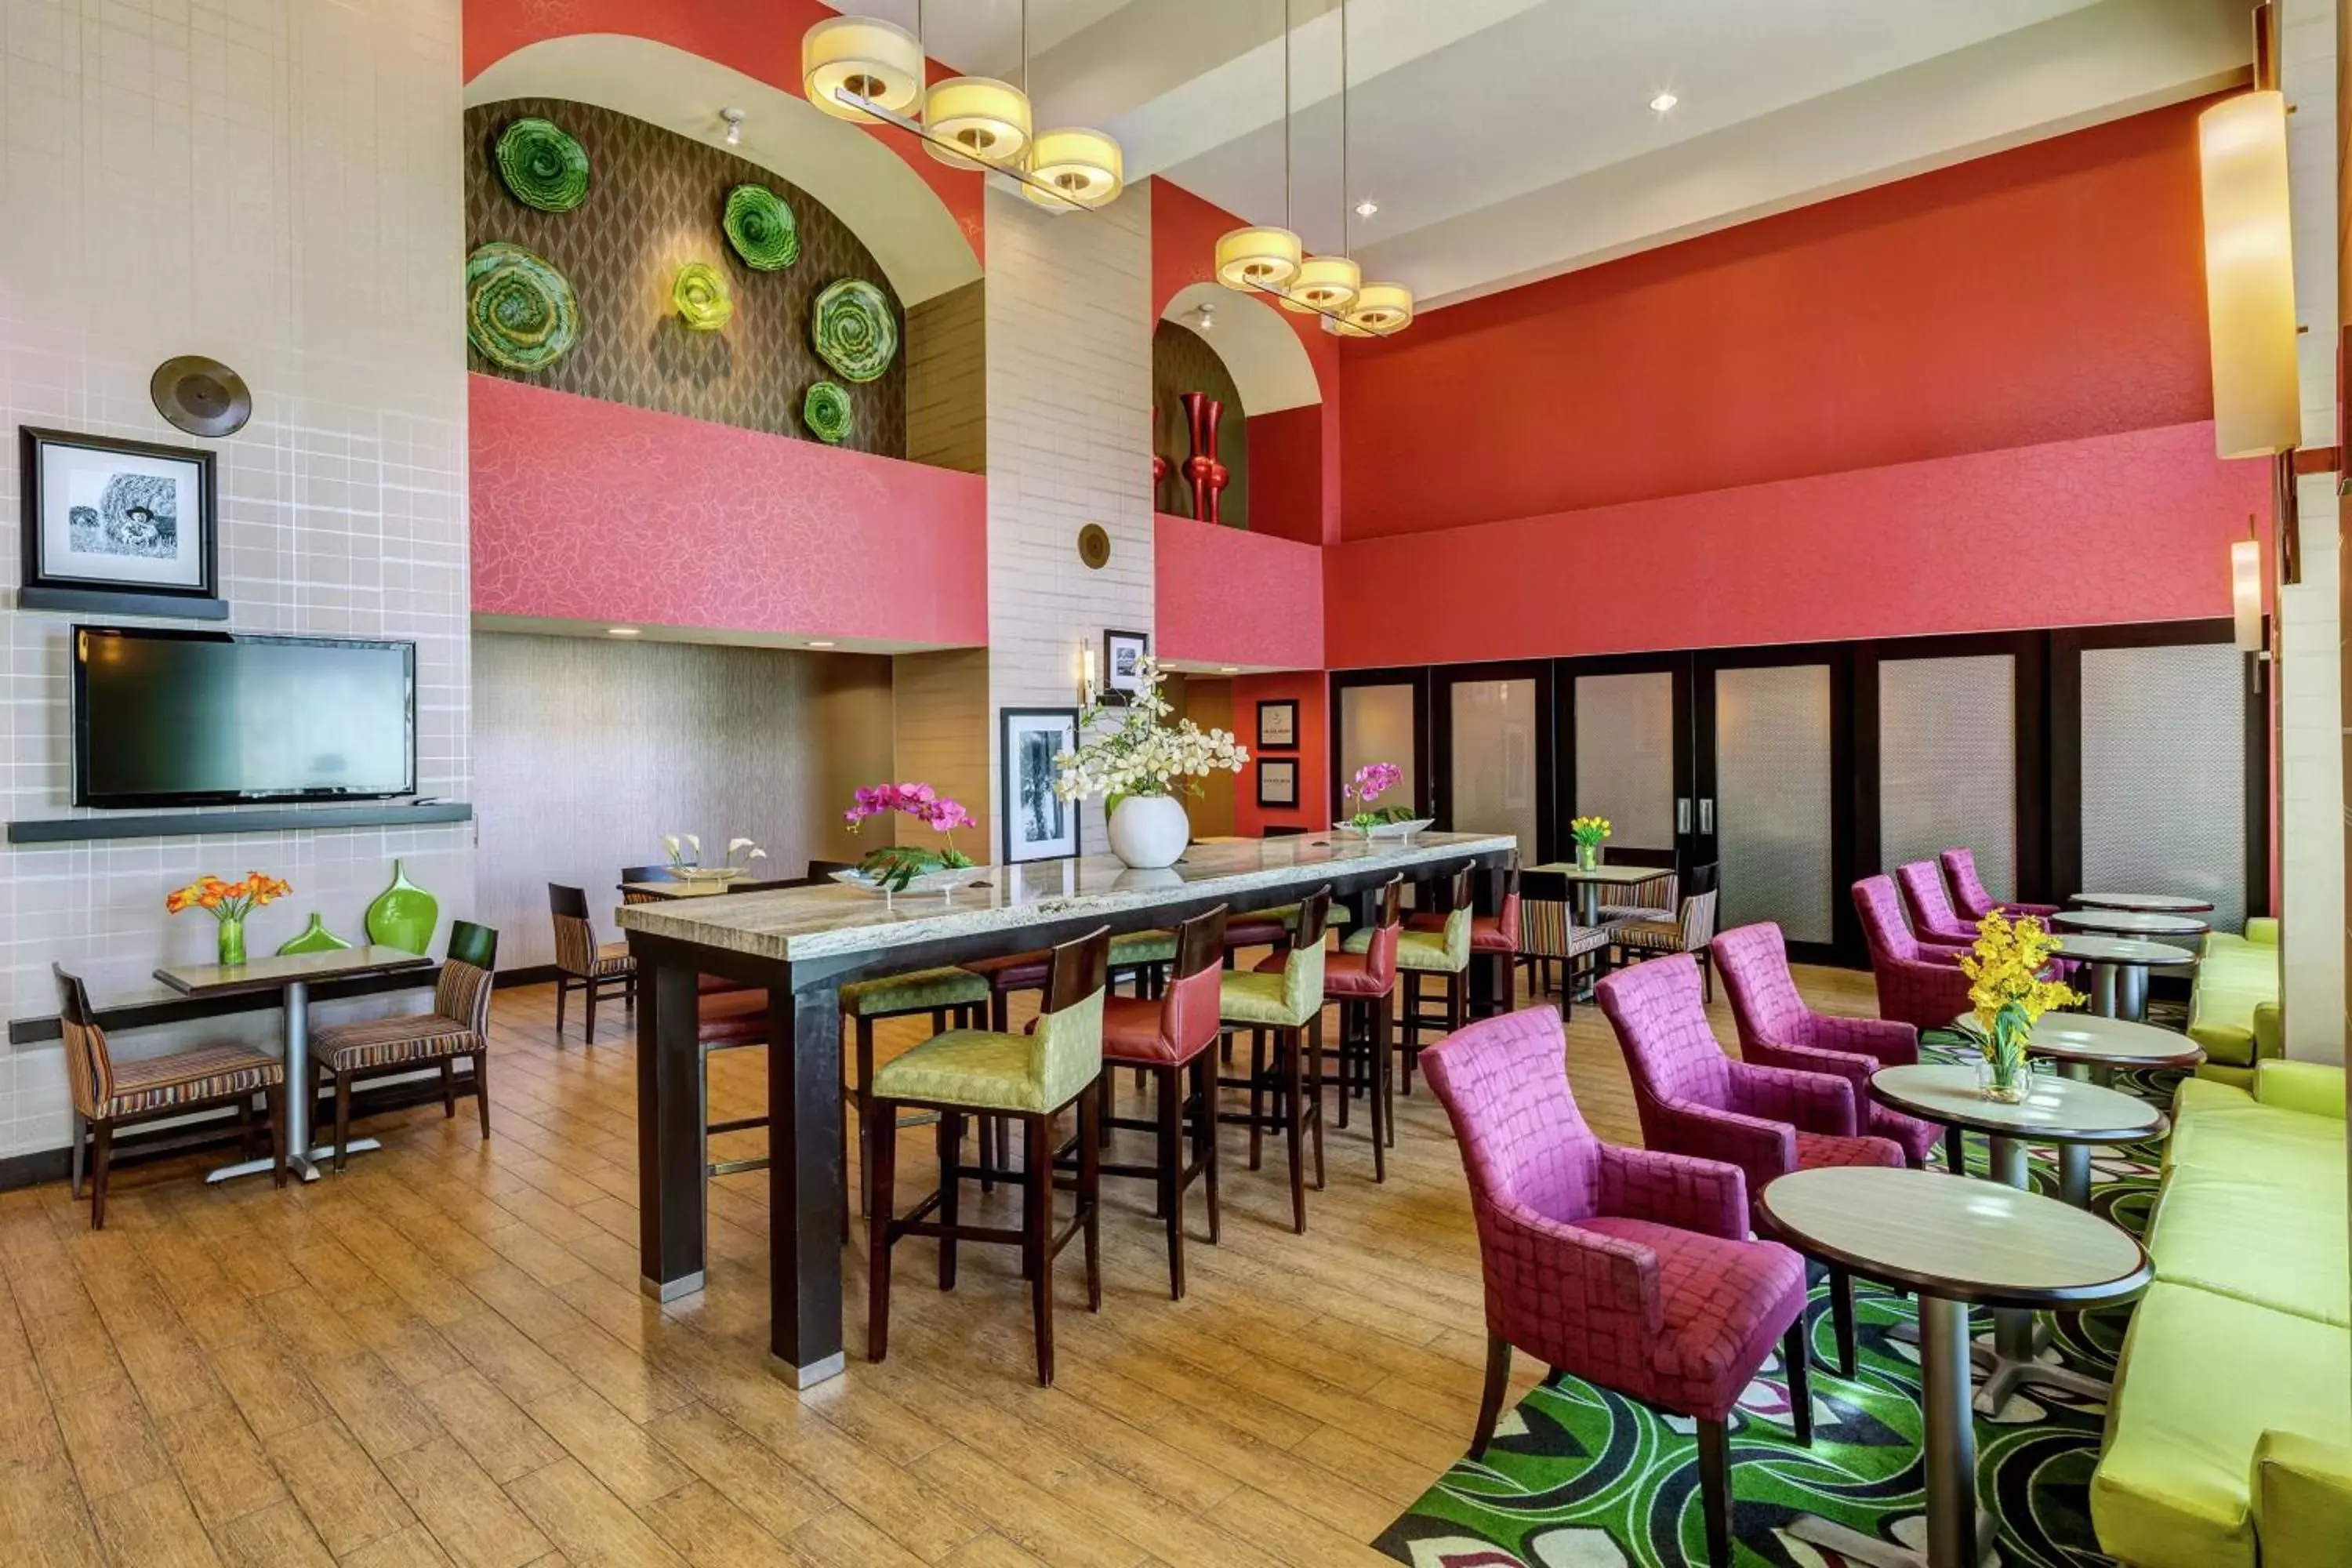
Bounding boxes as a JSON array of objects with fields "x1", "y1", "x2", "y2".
[{"x1": 165, "y1": 872, "x2": 292, "y2": 924}]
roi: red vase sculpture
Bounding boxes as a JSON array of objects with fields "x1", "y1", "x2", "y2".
[
  {"x1": 1180, "y1": 392, "x2": 1224, "y2": 524},
  {"x1": 1206, "y1": 461, "x2": 1229, "y2": 527},
  {"x1": 1150, "y1": 405, "x2": 1170, "y2": 503}
]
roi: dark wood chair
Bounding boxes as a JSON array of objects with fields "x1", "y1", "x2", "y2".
[
  {"x1": 54, "y1": 965, "x2": 287, "y2": 1229},
  {"x1": 549, "y1": 883, "x2": 633, "y2": 1044},
  {"x1": 306, "y1": 922, "x2": 497, "y2": 1171},
  {"x1": 1219, "y1": 889, "x2": 1331, "y2": 1233},
  {"x1": 866, "y1": 927, "x2": 1111, "y2": 1385},
  {"x1": 1360, "y1": 864, "x2": 1476, "y2": 1091},
  {"x1": 619, "y1": 864, "x2": 678, "y2": 906}
]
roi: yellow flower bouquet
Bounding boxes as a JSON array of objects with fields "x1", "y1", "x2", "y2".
[
  {"x1": 1570, "y1": 815, "x2": 1612, "y2": 872},
  {"x1": 1956, "y1": 909, "x2": 2082, "y2": 1102}
]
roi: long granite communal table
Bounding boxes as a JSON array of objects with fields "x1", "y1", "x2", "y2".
[{"x1": 618, "y1": 830, "x2": 1517, "y2": 1387}]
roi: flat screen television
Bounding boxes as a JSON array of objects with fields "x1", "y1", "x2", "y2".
[{"x1": 74, "y1": 626, "x2": 417, "y2": 808}]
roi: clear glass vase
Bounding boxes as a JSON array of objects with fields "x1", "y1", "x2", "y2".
[
  {"x1": 1977, "y1": 1041, "x2": 2031, "y2": 1103},
  {"x1": 216, "y1": 916, "x2": 246, "y2": 968},
  {"x1": 1575, "y1": 841, "x2": 1599, "y2": 872}
]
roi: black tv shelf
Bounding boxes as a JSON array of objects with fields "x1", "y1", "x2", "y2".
[{"x1": 6, "y1": 801, "x2": 473, "y2": 845}]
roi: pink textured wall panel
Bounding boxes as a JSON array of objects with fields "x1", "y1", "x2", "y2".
[
  {"x1": 1154, "y1": 512, "x2": 1324, "y2": 671},
  {"x1": 1323, "y1": 420, "x2": 2267, "y2": 670},
  {"x1": 471, "y1": 376, "x2": 987, "y2": 644}
]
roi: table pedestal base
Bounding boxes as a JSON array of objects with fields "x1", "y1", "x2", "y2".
[
  {"x1": 203, "y1": 1137, "x2": 381, "y2": 1186},
  {"x1": 1973, "y1": 1309, "x2": 2109, "y2": 1414},
  {"x1": 1786, "y1": 1511, "x2": 1998, "y2": 1568},
  {"x1": 2089, "y1": 960, "x2": 2149, "y2": 1022},
  {"x1": 1919, "y1": 1294, "x2": 1989, "y2": 1568}
]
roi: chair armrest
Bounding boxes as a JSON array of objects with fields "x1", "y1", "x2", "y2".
[
  {"x1": 1913, "y1": 939, "x2": 1973, "y2": 965},
  {"x1": 1596, "y1": 1143, "x2": 1749, "y2": 1240},
  {"x1": 2244, "y1": 916, "x2": 2280, "y2": 947},
  {"x1": 2252, "y1": 1059, "x2": 2347, "y2": 1120},
  {"x1": 1726, "y1": 1059, "x2": 1858, "y2": 1137},
  {"x1": 1744, "y1": 1038, "x2": 1873, "y2": 1102},
  {"x1": 2252, "y1": 1432, "x2": 2352, "y2": 1568},
  {"x1": 1640, "y1": 1098, "x2": 1795, "y2": 1202},
  {"x1": 2252, "y1": 1003, "x2": 2287, "y2": 1065},
  {"x1": 1484, "y1": 1202, "x2": 1661, "y2": 1341},
  {"x1": 1806, "y1": 1013, "x2": 1920, "y2": 1066}
]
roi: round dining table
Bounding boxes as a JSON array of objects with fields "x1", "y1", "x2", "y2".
[
  {"x1": 1760, "y1": 1166, "x2": 2151, "y2": 1568},
  {"x1": 1870, "y1": 1061, "x2": 2165, "y2": 1416},
  {"x1": 1952, "y1": 1011, "x2": 2205, "y2": 1087},
  {"x1": 2051, "y1": 932, "x2": 2197, "y2": 1021},
  {"x1": 2052, "y1": 906, "x2": 2209, "y2": 942},
  {"x1": 2072, "y1": 891, "x2": 2215, "y2": 914}
]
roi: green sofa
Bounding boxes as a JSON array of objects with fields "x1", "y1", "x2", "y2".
[
  {"x1": 2187, "y1": 918, "x2": 2283, "y2": 1088},
  {"x1": 2090, "y1": 1061, "x2": 2352, "y2": 1568}
]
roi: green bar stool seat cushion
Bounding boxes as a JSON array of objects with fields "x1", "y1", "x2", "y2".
[
  {"x1": 869, "y1": 989, "x2": 1107, "y2": 1113},
  {"x1": 840, "y1": 967, "x2": 991, "y2": 1018},
  {"x1": 1110, "y1": 930, "x2": 1179, "y2": 967},
  {"x1": 1218, "y1": 942, "x2": 1325, "y2": 1029},
  {"x1": 1343, "y1": 908, "x2": 1468, "y2": 973}
]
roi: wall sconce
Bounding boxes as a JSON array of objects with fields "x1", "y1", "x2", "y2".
[
  {"x1": 2198, "y1": 89, "x2": 2299, "y2": 459},
  {"x1": 1080, "y1": 641, "x2": 1098, "y2": 704},
  {"x1": 2231, "y1": 529, "x2": 2267, "y2": 654}
]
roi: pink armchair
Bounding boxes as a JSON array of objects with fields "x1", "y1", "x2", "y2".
[
  {"x1": 1421, "y1": 1007, "x2": 1810, "y2": 1568},
  {"x1": 1597, "y1": 952, "x2": 1902, "y2": 1379},
  {"x1": 1710, "y1": 922, "x2": 1942, "y2": 1170},
  {"x1": 1894, "y1": 859, "x2": 1980, "y2": 945},
  {"x1": 1939, "y1": 846, "x2": 2058, "y2": 921},
  {"x1": 1853, "y1": 875, "x2": 1977, "y2": 1034}
]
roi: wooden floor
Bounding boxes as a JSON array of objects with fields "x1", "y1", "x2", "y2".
[{"x1": 0, "y1": 958, "x2": 1884, "y2": 1568}]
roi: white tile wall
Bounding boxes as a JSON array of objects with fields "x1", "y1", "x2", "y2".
[
  {"x1": 982, "y1": 187, "x2": 1153, "y2": 853},
  {"x1": 0, "y1": 0, "x2": 470, "y2": 1156}
]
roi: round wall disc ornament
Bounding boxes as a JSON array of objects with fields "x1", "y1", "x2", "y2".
[
  {"x1": 803, "y1": 381, "x2": 852, "y2": 445},
  {"x1": 673, "y1": 262, "x2": 732, "y2": 332},
  {"x1": 811, "y1": 278, "x2": 898, "y2": 382},
  {"x1": 150, "y1": 355, "x2": 252, "y2": 437},
  {"x1": 723, "y1": 184, "x2": 800, "y2": 270},
  {"x1": 465, "y1": 242, "x2": 581, "y2": 372},
  {"x1": 494, "y1": 118, "x2": 590, "y2": 212},
  {"x1": 1077, "y1": 523, "x2": 1111, "y2": 570}
]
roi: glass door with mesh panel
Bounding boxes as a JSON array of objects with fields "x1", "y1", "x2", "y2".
[
  {"x1": 1561, "y1": 655, "x2": 1696, "y2": 875},
  {"x1": 1330, "y1": 670, "x2": 1431, "y2": 822},
  {"x1": 1432, "y1": 662, "x2": 1554, "y2": 863},
  {"x1": 1695, "y1": 648, "x2": 1852, "y2": 960}
]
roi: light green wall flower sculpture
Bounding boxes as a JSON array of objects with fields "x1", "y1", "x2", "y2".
[
  {"x1": 465, "y1": 242, "x2": 580, "y2": 372},
  {"x1": 723, "y1": 184, "x2": 800, "y2": 271},
  {"x1": 673, "y1": 261, "x2": 732, "y2": 332},
  {"x1": 804, "y1": 381, "x2": 852, "y2": 444},
  {"x1": 494, "y1": 118, "x2": 590, "y2": 212},
  {"x1": 811, "y1": 278, "x2": 897, "y2": 383}
]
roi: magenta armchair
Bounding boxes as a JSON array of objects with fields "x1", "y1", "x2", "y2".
[
  {"x1": 1853, "y1": 875, "x2": 1977, "y2": 1033},
  {"x1": 1421, "y1": 1007, "x2": 1810, "y2": 1568},
  {"x1": 1894, "y1": 859, "x2": 1980, "y2": 945},
  {"x1": 1710, "y1": 922, "x2": 1940, "y2": 1169},
  {"x1": 1939, "y1": 847, "x2": 2058, "y2": 921}
]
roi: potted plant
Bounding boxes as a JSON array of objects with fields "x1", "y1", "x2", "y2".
[
  {"x1": 661, "y1": 833, "x2": 768, "y2": 885},
  {"x1": 1958, "y1": 910, "x2": 2082, "y2": 1102},
  {"x1": 1341, "y1": 762, "x2": 1422, "y2": 836},
  {"x1": 1569, "y1": 815, "x2": 1611, "y2": 872},
  {"x1": 841, "y1": 782, "x2": 979, "y2": 897},
  {"x1": 1054, "y1": 657, "x2": 1248, "y2": 869},
  {"x1": 166, "y1": 872, "x2": 292, "y2": 967}
]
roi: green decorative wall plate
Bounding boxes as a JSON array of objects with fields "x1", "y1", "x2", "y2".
[
  {"x1": 466, "y1": 242, "x2": 581, "y2": 372},
  {"x1": 673, "y1": 261, "x2": 732, "y2": 332},
  {"x1": 723, "y1": 184, "x2": 800, "y2": 271},
  {"x1": 803, "y1": 381, "x2": 852, "y2": 444},
  {"x1": 365, "y1": 859, "x2": 441, "y2": 956},
  {"x1": 811, "y1": 278, "x2": 897, "y2": 383},
  {"x1": 495, "y1": 118, "x2": 590, "y2": 212},
  {"x1": 277, "y1": 913, "x2": 354, "y2": 956}
]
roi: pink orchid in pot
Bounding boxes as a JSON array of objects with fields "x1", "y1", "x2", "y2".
[
  {"x1": 840, "y1": 782, "x2": 981, "y2": 899},
  {"x1": 1054, "y1": 656, "x2": 1248, "y2": 869},
  {"x1": 1342, "y1": 762, "x2": 1428, "y2": 839}
]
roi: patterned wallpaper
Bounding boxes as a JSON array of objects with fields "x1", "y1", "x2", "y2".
[
  {"x1": 1151, "y1": 320, "x2": 1247, "y2": 530},
  {"x1": 464, "y1": 97, "x2": 907, "y2": 456}
]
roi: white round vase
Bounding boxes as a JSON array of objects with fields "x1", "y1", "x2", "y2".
[{"x1": 1108, "y1": 794, "x2": 1190, "y2": 869}]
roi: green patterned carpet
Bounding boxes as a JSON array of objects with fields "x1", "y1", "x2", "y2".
[{"x1": 1376, "y1": 1039, "x2": 2176, "y2": 1568}]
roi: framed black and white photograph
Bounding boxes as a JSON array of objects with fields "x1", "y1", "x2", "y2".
[
  {"x1": 20, "y1": 426, "x2": 224, "y2": 618},
  {"x1": 1102, "y1": 628, "x2": 1150, "y2": 706},
  {"x1": 1257, "y1": 757, "x2": 1298, "y2": 809},
  {"x1": 1001, "y1": 706, "x2": 1082, "y2": 864},
  {"x1": 1256, "y1": 699, "x2": 1298, "y2": 751}
]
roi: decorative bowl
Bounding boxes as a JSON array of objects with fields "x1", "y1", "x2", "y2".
[
  {"x1": 670, "y1": 866, "x2": 748, "y2": 887},
  {"x1": 1368, "y1": 818, "x2": 1436, "y2": 840},
  {"x1": 829, "y1": 867, "x2": 976, "y2": 898}
]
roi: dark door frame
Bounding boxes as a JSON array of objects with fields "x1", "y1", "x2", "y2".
[
  {"x1": 1326, "y1": 666, "x2": 1434, "y2": 822},
  {"x1": 1428, "y1": 659, "x2": 1559, "y2": 863},
  {"x1": 1554, "y1": 652, "x2": 1698, "y2": 873}
]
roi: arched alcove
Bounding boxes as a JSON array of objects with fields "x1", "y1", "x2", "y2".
[
  {"x1": 1155, "y1": 284, "x2": 1326, "y2": 539},
  {"x1": 1158, "y1": 282, "x2": 1321, "y2": 414}
]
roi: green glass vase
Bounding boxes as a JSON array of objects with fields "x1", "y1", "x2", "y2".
[
  {"x1": 216, "y1": 916, "x2": 246, "y2": 968},
  {"x1": 365, "y1": 859, "x2": 439, "y2": 954},
  {"x1": 277, "y1": 912, "x2": 354, "y2": 956}
]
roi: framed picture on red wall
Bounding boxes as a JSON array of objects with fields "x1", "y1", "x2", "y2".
[
  {"x1": 1256, "y1": 757, "x2": 1298, "y2": 809},
  {"x1": 1255, "y1": 699, "x2": 1298, "y2": 751}
]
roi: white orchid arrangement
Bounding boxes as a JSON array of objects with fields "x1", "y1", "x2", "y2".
[
  {"x1": 1054, "y1": 655, "x2": 1249, "y2": 801},
  {"x1": 662, "y1": 833, "x2": 768, "y2": 873}
]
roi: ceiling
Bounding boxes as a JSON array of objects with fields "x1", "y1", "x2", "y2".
[{"x1": 829, "y1": 0, "x2": 2250, "y2": 310}]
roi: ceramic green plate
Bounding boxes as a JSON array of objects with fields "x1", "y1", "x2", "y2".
[
  {"x1": 804, "y1": 380, "x2": 851, "y2": 444},
  {"x1": 723, "y1": 184, "x2": 799, "y2": 271},
  {"x1": 495, "y1": 117, "x2": 590, "y2": 212},
  {"x1": 811, "y1": 278, "x2": 897, "y2": 383},
  {"x1": 466, "y1": 242, "x2": 580, "y2": 372},
  {"x1": 673, "y1": 261, "x2": 732, "y2": 331}
]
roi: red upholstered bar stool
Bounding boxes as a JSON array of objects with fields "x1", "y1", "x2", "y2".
[
  {"x1": 1218, "y1": 887, "x2": 1332, "y2": 1232},
  {"x1": 1080, "y1": 906, "x2": 1229, "y2": 1298},
  {"x1": 1410, "y1": 859, "x2": 1522, "y2": 1018},
  {"x1": 1269, "y1": 876, "x2": 1402, "y2": 1178}
]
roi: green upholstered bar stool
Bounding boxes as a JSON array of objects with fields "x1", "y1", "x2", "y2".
[
  {"x1": 866, "y1": 927, "x2": 1111, "y2": 1386},
  {"x1": 1218, "y1": 901, "x2": 1350, "y2": 965},
  {"x1": 837, "y1": 964, "x2": 991, "y2": 1232},
  {"x1": 1218, "y1": 888, "x2": 1330, "y2": 1233},
  {"x1": 1346, "y1": 863, "x2": 1473, "y2": 1094}
]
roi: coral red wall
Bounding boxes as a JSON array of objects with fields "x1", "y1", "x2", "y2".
[
  {"x1": 1248, "y1": 407, "x2": 1324, "y2": 545},
  {"x1": 1154, "y1": 514, "x2": 1323, "y2": 671},
  {"x1": 473, "y1": 376, "x2": 987, "y2": 645},
  {"x1": 1323, "y1": 420, "x2": 2266, "y2": 669},
  {"x1": 1233, "y1": 673, "x2": 1329, "y2": 837},
  {"x1": 464, "y1": 0, "x2": 985, "y2": 263},
  {"x1": 1339, "y1": 97, "x2": 2220, "y2": 541}
]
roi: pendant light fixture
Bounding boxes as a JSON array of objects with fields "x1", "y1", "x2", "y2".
[
  {"x1": 924, "y1": 75, "x2": 1031, "y2": 169},
  {"x1": 1283, "y1": 0, "x2": 1358, "y2": 315},
  {"x1": 1216, "y1": 1, "x2": 1305, "y2": 292},
  {"x1": 1023, "y1": 126, "x2": 1124, "y2": 208},
  {"x1": 801, "y1": 15, "x2": 924, "y2": 124}
]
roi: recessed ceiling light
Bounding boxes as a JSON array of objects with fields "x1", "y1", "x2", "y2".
[
  {"x1": 808, "y1": 639, "x2": 837, "y2": 648},
  {"x1": 1354, "y1": 198, "x2": 1378, "y2": 219},
  {"x1": 1218, "y1": 666, "x2": 1240, "y2": 673},
  {"x1": 607, "y1": 626, "x2": 641, "y2": 637},
  {"x1": 1649, "y1": 91, "x2": 1679, "y2": 114}
]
